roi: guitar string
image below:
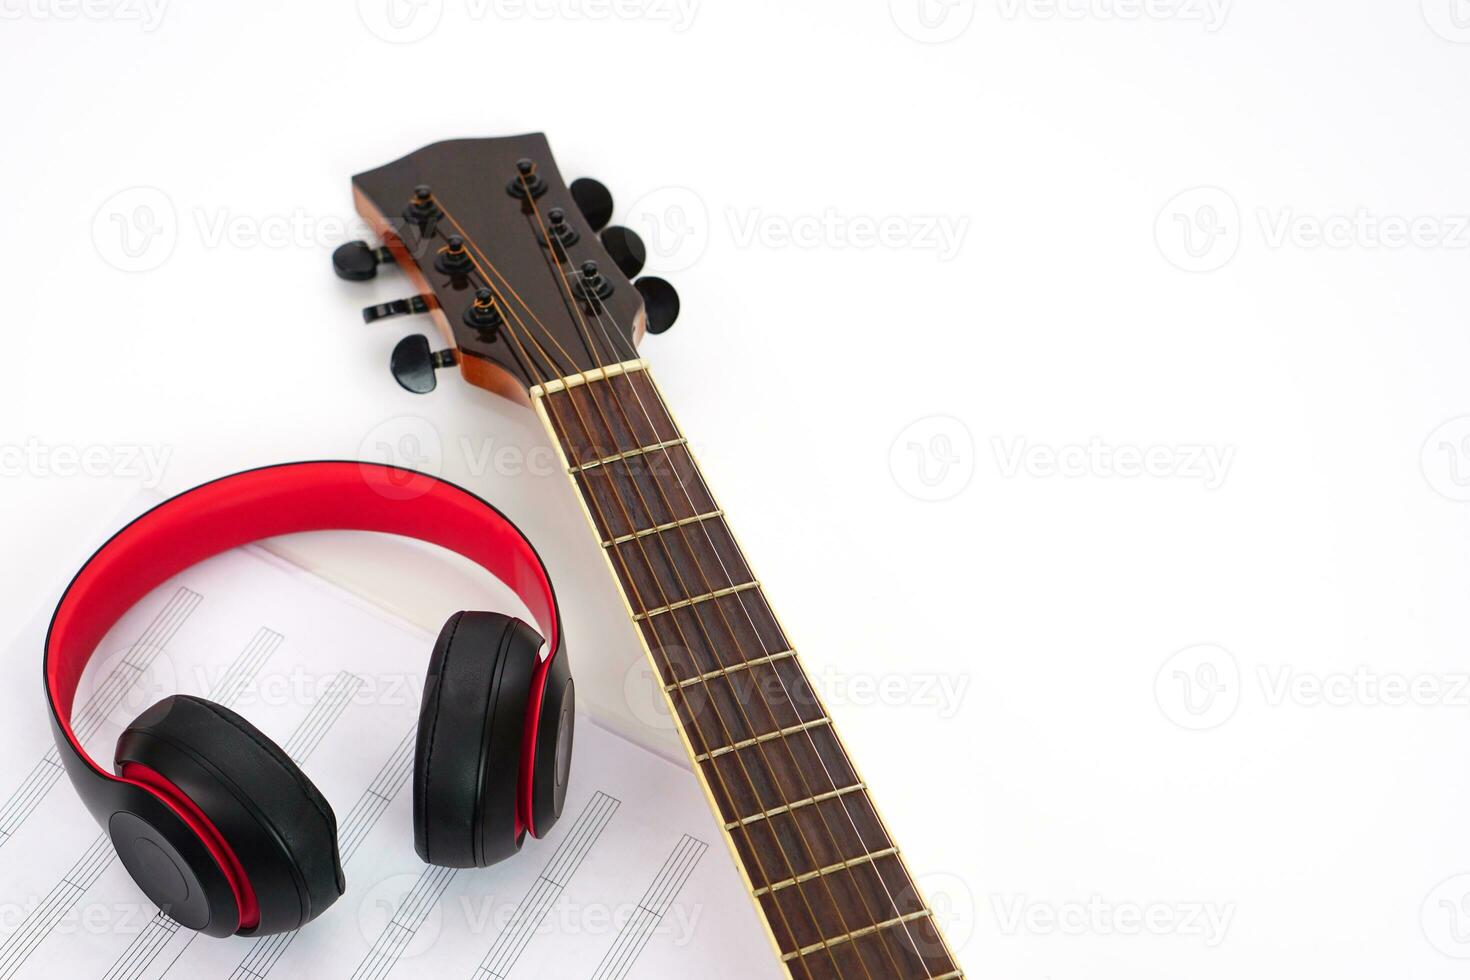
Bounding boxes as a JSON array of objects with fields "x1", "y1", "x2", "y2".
[
  {"x1": 555, "y1": 328, "x2": 929, "y2": 978},
  {"x1": 515, "y1": 186, "x2": 912, "y2": 977},
  {"x1": 501, "y1": 205, "x2": 849, "y2": 980},
  {"x1": 420, "y1": 190, "x2": 940, "y2": 975},
  {"x1": 513, "y1": 192, "x2": 881, "y2": 980},
  {"x1": 559, "y1": 289, "x2": 934, "y2": 978},
  {"x1": 517, "y1": 185, "x2": 942, "y2": 975},
  {"x1": 414, "y1": 210, "x2": 834, "y2": 979},
  {"x1": 394, "y1": 199, "x2": 559, "y2": 380},
  {"x1": 427, "y1": 184, "x2": 933, "y2": 977},
  {"x1": 425, "y1": 195, "x2": 833, "y2": 980},
  {"x1": 510, "y1": 187, "x2": 936, "y2": 975},
  {"x1": 432, "y1": 203, "x2": 571, "y2": 380}
]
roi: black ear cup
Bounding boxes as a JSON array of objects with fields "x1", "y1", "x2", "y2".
[
  {"x1": 414, "y1": 611, "x2": 542, "y2": 868},
  {"x1": 115, "y1": 696, "x2": 344, "y2": 935}
]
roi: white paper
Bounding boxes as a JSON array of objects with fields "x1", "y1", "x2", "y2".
[{"x1": 0, "y1": 542, "x2": 782, "y2": 980}]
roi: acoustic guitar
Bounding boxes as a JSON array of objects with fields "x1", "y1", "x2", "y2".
[{"x1": 334, "y1": 134, "x2": 964, "y2": 980}]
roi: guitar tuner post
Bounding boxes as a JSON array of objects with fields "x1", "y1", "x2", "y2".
[
  {"x1": 463, "y1": 287, "x2": 503, "y2": 334},
  {"x1": 403, "y1": 184, "x2": 442, "y2": 230},
  {"x1": 506, "y1": 158, "x2": 548, "y2": 200},
  {"x1": 545, "y1": 207, "x2": 580, "y2": 254},
  {"x1": 434, "y1": 234, "x2": 474, "y2": 276},
  {"x1": 574, "y1": 260, "x2": 614, "y2": 303}
]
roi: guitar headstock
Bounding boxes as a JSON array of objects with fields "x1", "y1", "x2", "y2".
[{"x1": 337, "y1": 134, "x2": 679, "y2": 403}]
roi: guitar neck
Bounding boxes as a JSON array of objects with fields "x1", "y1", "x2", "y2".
[{"x1": 530, "y1": 360, "x2": 963, "y2": 980}]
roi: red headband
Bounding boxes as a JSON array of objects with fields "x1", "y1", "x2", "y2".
[{"x1": 45, "y1": 461, "x2": 561, "y2": 777}]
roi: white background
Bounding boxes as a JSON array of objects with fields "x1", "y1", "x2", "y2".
[{"x1": 3, "y1": 1, "x2": 1470, "y2": 977}]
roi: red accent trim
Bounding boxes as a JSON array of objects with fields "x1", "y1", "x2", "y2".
[
  {"x1": 45, "y1": 462, "x2": 563, "y2": 866},
  {"x1": 120, "y1": 762, "x2": 259, "y2": 931},
  {"x1": 520, "y1": 663, "x2": 550, "y2": 838}
]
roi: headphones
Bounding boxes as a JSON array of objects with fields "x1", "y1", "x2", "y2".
[{"x1": 44, "y1": 461, "x2": 576, "y2": 937}]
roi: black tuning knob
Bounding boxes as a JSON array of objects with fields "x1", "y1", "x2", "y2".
[
  {"x1": 635, "y1": 277, "x2": 680, "y2": 335},
  {"x1": 599, "y1": 226, "x2": 646, "y2": 278},
  {"x1": 569, "y1": 177, "x2": 614, "y2": 232},
  {"x1": 391, "y1": 334, "x2": 457, "y2": 394},
  {"x1": 333, "y1": 240, "x2": 395, "y2": 281},
  {"x1": 362, "y1": 295, "x2": 430, "y2": 324}
]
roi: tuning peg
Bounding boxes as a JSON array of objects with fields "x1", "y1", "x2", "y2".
[
  {"x1": 635, "y1": 277, "x2": 680, "y2": 335},
  {"x1": 391, "y1": 334, "x2": 457, "y2": 394},
  {"x1": 569, "y1": 178, "x2": 614, "y2": 232},
  {"x1": 434, "y1": 235, "x2": 475, "y2": 276},
  {"x1": 599, "y1": 226, "x2": 646, "y2": 278},
  {"x1": 333, "y1": 240, "x2": 395, "y2": 281},
  {"x1": 363, "y1": 295, "x2": 430, "y2": 324}
]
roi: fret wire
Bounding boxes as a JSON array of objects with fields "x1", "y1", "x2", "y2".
[
  {"x1": 632, "y1": 581, "x2": 761, "y2": 622},
  {"x1": 524, "y1": 179, "x2": 912, "y2": 978},
  {"x1": 588, "y1": 370, "x2": 933, "y2": 977},
  {"x1": 631, "y1": 372, "x2": 953, "y2": 978},
  {"x1": 564, "y1": 367, "x2": 945, "y2": 976},
  {"x1": 725, "y1": 783, "x2": 868, "y2": 829},
  {"x1": 558, "y1": 376, "x2": 955, "y2": 977},
  {"x1": 602, "y1": 510, "x2": 724, "y2": 548},
  {"x1": 695, "y1": 717, "x2": 833, "y2": 763},
  {"x1": 567, "y1": 436, "x2": 689, "y2": 473},
  {"x1": 513, "y1": 189, "x2": 878, "y2": 979},
  {"x1": 553, "y1": 378, "x2": 889, "y2": 979},
  {"x1": 666, "y1": 649, "x2": 798, "y2": 691},
  {"x1": 533, "y1": 387, "x2": 839, "y2": 974},
  {"x1": 540, "y1": 382, "x2": 846, "y2": 975},
  {"x1": 780, "y1": 910, "x2": 934, "y2": 963},
  {"x1": 753, "y1": 847, "x2": 901, "y2": 898}
]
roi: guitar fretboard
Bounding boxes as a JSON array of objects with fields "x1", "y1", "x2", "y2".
[{"x1": 531, "y1": 361, "x2": 963, "y2": 980}]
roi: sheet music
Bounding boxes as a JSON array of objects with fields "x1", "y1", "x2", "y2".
[{"x1": 0, "y1": 536, "x2": 782, "y2": 980}]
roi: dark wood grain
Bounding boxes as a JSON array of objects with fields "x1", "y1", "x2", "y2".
[
  {"x1": 352, "y1": 135, "x2": 646, "y2": 397},
  {"x1": 539, "y1": 367, "x2": 963, "y2": 979}
]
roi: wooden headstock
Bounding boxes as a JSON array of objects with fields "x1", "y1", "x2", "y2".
[{"x1": 339, "y1": 134, "x2": 678, "y2": 404}]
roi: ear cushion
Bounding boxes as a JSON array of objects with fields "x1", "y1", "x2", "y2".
[
  {"x1": 414, "y1": 611, "x2": 541, "y2": 868},
  {"x1": 115, "y1": 696, "x2": 344, "y2": 934}
]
